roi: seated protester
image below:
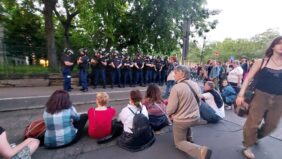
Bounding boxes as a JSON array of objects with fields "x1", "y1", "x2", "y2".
[
  {"x1": 221, "y1": 79, "x2": 237, "y2": 110},
  {"x1": 117, "y1": 89, "x2": 155, "y2": 152},
  {"x1": 200, "y1": 81, "x2": 225, "y2": 123},
  {"x1": 43, "y1": 90, "x2": 88, "y2": 148},
  {"x1": 0, "y1": 126, "x2": 39, "y2": 159},
  {"x1": 143, "y1": 84, "x2": 169, "y2": 131},
  {"x1": 88, "y1": 92, "x2": 122, "y2": 143}
]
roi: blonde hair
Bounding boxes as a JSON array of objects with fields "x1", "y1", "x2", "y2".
[{"x1": 96, "y1": 92, "x2": 109, "y2": 106}]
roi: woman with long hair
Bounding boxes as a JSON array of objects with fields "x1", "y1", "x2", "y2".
[
  {"x1": 43, "y1": 90, "x2": 88, "y2": 148},
  {"x1": 236, "y1": 36, "x2": 282, "y2": 159},
  {"x1": 117, "y1": 89, "x2": 155, "y2": 151},
  {"x1": 143, "y1": 84, "x2": 169, "y2": 131}
]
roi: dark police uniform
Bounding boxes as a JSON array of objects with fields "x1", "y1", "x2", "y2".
[
  {"x1": 62, "y1": 53, "x2": 73, "y2": 91},
  {"x1": 133, "y1": 57, "x2": 144, "y2": 86},
  {"x1": 122, "y1": 57, "x2": 133, "y2": 87},
  {"x1": 78, "y1": 53, "x2": 89, "y2": 92},
  {"x1": 110, "y1": 55, "x2": 122, "y2": 88},
  {"x1": 91, "y1": 53, "x2": 107, "y2": 88},
  {"x1": 145, "y1": 57, "x2": 155, "y2": 84},
  {"x1": 155, "y1": 57, "x2": 164, "y2": 85}
]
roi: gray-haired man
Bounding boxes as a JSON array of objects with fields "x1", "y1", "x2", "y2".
[{"x1": 166, "y1": 65, "x2": 212, "y2": 159}]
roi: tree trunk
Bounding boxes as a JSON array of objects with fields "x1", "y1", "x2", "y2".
[
  {"x1": 43, "y1": 0, "x2": 57, "y2": 71},
  {"x1": 63, "y1": 23, "x2": 70, "y2": 48}
]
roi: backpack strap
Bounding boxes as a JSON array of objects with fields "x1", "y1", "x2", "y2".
[{"x1": 128, "y1": 106, "x2": 142, "y2": 115}]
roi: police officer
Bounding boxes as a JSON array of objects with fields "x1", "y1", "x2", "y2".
[
  {"x1": 144, "y1": 55, "x2": 155, "y2": 84},
  {"x1": 133, "y1": 53, "x2": 144, "y2": 86},
  {"x1": 122, "y1": 54, "x2": 133, "y2": 87},
  {"x1": 62, "y1": 48, "x2": 74, "y2": 91},
  {"x1": 90, "y1": 50, "x2": 107, "y2": 89},
  {"x1": 155, "y1": 56, "x2": 164, "y2": 85},
  {"x1": 77, "y1": 48, "x2": 89, "y2": 92},
  {"x1": 109, "y1": 51, "x2": 122, "y2": 88}
]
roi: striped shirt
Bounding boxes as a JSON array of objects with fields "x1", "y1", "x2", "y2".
[{"x1": 43, "y1": 106, "x2": 80, "y2": 147}]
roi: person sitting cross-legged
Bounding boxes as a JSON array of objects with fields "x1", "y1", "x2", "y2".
[
  {"x1": 221, "y1": 79, "x2": 237, "y2": 110},
  {"x1": 200, "y1": 81, "x2": 225, "y2": 123},
  {"x1": 88, "y1": 92, "x2": 123, "y2": 143},
  {"x1": 43, "y1": 90, "x2": 88, "y2": 149},
  {"x1": 117, "y1": 89, "x2": 155, "y2": 152},
  {"x1": 143, "y1": 84, "x2": 169, "y2": 131}
]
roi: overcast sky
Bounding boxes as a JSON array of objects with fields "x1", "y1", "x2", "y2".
[{"x1": 206, "y1": 0, "x2": 282, "y2": 42}]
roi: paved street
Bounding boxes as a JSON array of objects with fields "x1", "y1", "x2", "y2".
[{"x1": 0, "y1": 85, "x2": 282, "y2": 159}]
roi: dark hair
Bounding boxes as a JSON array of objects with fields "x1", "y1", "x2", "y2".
[
  {"x1": 45, "y1": 90, "x2": 72, "y2": 114},
  {"x1": 145, "y1": 84, "x2": 163, "y2": 103},
  {"x1": 265, "y1": 36, "x2": 282, "y2": 58},
  {"x1": 130, "y1": 89, "x2": 143, "y2": 109}
]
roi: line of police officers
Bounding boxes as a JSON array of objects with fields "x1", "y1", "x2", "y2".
[{"x1": 62, "y1": 48, "x2": 169, "y2": 92}]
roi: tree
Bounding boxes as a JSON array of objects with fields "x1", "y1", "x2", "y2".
[
  {"x1": 43, "y1": 0, "x2": 58, "y2": 70},
  {"x1": 54, "y1": 0, "x2": 79, "y2": 48}
]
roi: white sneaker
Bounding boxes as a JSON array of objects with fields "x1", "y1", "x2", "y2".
[{"x1": 243, "y1": 147, "x2": 255, "y2": 159}]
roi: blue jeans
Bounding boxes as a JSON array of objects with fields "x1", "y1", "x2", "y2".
[
  {"x1": 200, "y1": 102, "x2": 221, "y2": 123},
  {"x1": 163, "y1": 80, "x2": 175, "y2": 99}
]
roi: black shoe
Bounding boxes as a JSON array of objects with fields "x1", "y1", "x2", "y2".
[
  {"x1": 103, "y1": 85, "x2": 106, "y2": 89},
  {"x1": 111, "y1": 85, "x2": 114, "y2": 89},
  {"x1": 80, "y1": 88, "x2": 84, "y2": 91},
  {"x1": 69, "y1": 87, "x2": 73, "y2": 90},
  {"x1": 81, "y1": 89, "x2": 88, "y2": 92},
  {"x1": 93, "y1": 86, "x2": 96, "y2": 89},
  {"x1": 118, "y1": 85, "x2": 122, "y2": 88}
]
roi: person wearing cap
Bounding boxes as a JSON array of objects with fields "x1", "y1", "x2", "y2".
[
  {"x1": 77, "y1": 48, "x2": 89, "y2": 92},
  {"x1": 62, "y1": 48, "x2": 74, "y2": 92}
]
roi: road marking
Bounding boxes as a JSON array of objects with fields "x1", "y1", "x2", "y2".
[{"x1": 0, "y1": 89, "x2": 146, "y2": 101}]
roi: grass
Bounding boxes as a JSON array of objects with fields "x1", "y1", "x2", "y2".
[{"x1": 0, "y1": 64, "x2": 50, "y2": 76}]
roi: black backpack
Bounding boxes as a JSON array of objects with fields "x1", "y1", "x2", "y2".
[{"x1": 128, "y1": 106, "x2": 151, "y2": 136}]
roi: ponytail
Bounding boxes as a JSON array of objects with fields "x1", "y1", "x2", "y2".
[{"x1": 130, "y1": 89, "x2": 143, "y2": 109}]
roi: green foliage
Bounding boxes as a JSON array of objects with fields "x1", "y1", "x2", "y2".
[
  {"x1": 2, "y1": 0, "x2": 46, "y2": 60},
  {"x1": 197, "y1": 29, "x2": 281, "y2": 62}
]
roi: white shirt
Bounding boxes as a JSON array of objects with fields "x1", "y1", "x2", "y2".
[
  {"x1": 227, "y1": 66, "x2": 243, "y2": 84},
  {"x1": 202, "y1": 92, "x2": 225, "y2": 118},
  {"x1": 118, "y1": 104, "x2": 149, "y2": 133}
]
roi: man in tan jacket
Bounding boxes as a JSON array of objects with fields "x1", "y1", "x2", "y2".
[{"x1": 167, "y1": 65, "x2": 212, "y2": 159}]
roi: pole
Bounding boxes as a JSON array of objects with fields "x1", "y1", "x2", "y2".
[{"x1": 182, "y1": 19, "x2": 190, "y2": 65}]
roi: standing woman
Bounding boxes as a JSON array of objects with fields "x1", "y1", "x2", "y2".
[
  {"x1": 43, "y1": 90, "x2": 88, "y2": 148},
  {"x1": 236, "y1": 36, "x2": 282, "y2": 159}
]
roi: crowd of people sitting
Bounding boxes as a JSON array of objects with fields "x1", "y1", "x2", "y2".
[
  {"x1": 0, "y1": 56, "x2": 251, "y2": 159},
  {"x1": 1, "y1": 36, "x2": 282, "y2": 159}
]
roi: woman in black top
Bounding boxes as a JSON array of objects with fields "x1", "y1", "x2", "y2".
[
  {"x1": 236, "y1": 36, "x2": 282, "y2": 159},
  {"x1": 0, "y1": 126, "x2": 39, "y2": 159}
]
